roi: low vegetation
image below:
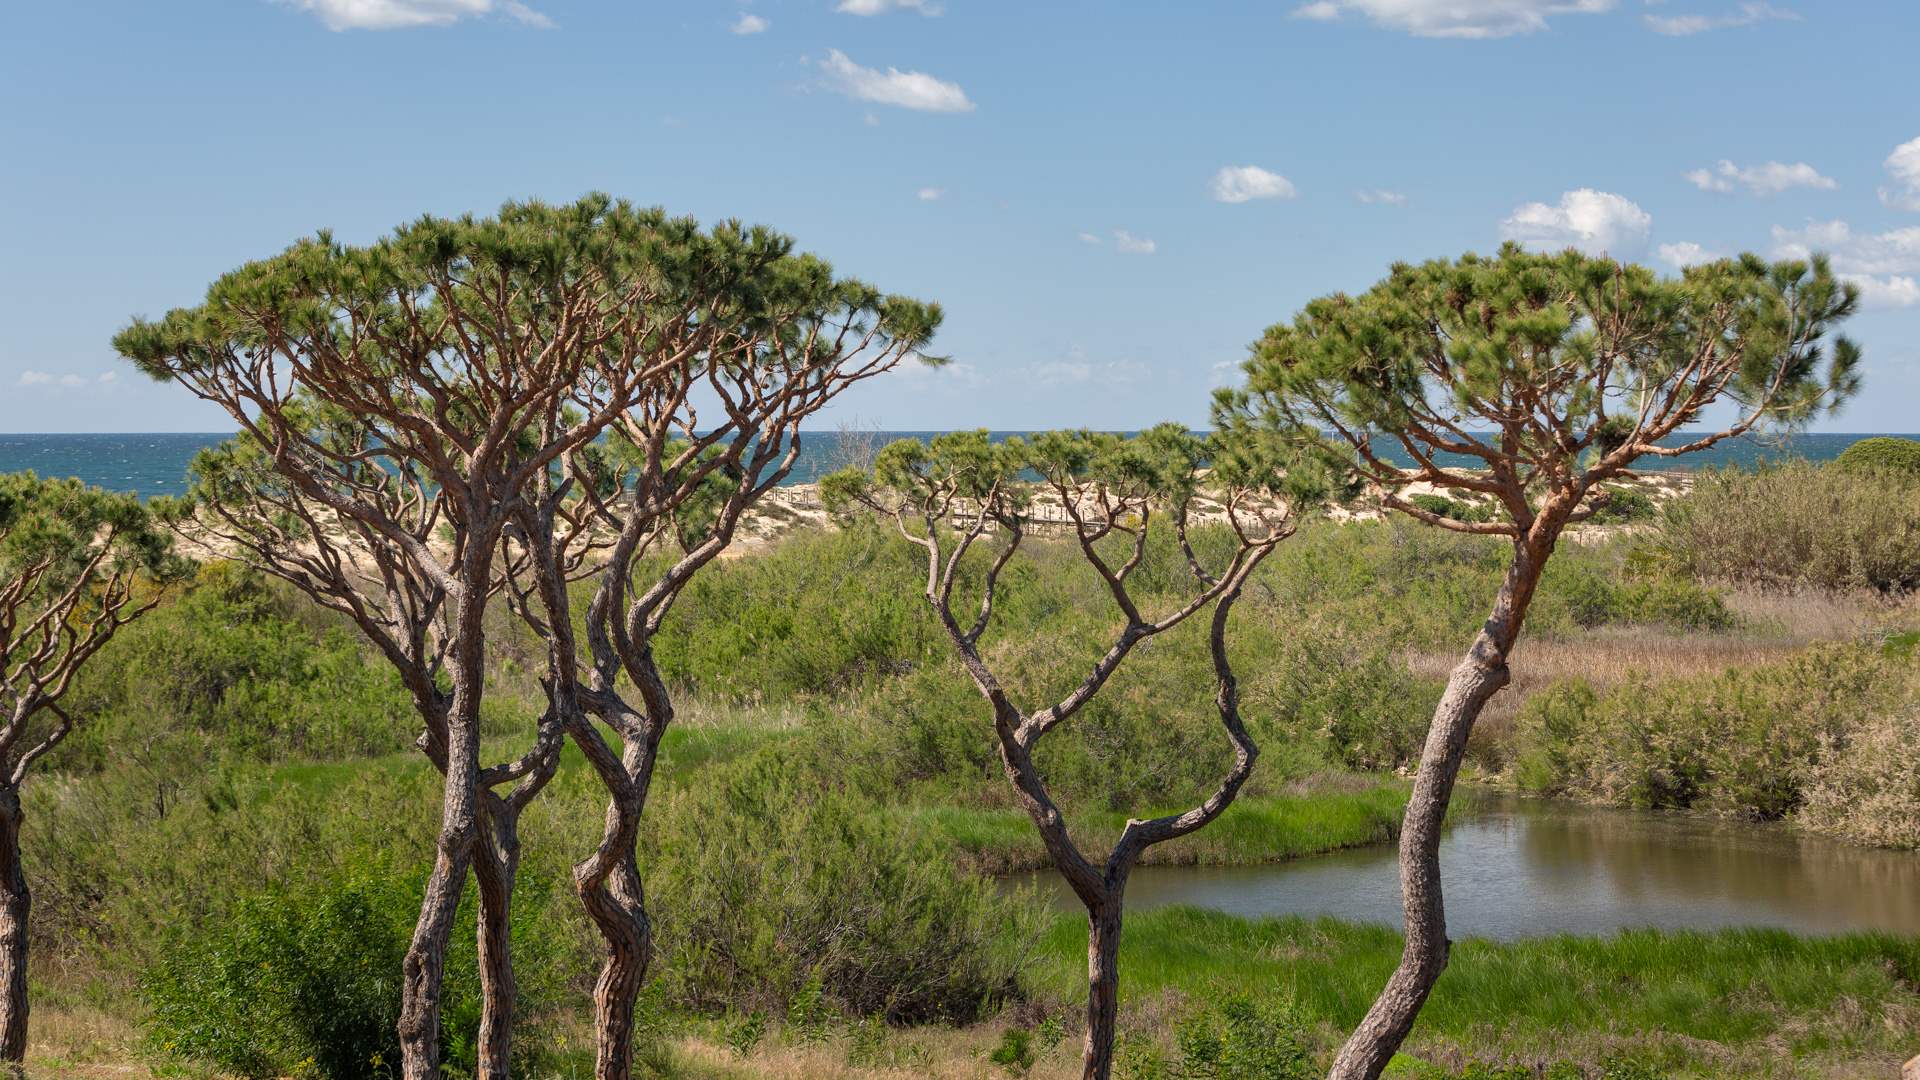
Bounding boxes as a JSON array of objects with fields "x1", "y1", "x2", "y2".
[{"x1": 12, "y1": 450, "x2": 1920, "y2": 1078}]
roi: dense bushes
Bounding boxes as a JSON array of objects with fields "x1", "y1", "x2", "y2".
[
  {"x1": 645, "y1": 749, "x2": 1034, "y2": 1023},
  {"x1": 1800, "y1": 702, "x2": 1920, "y2": 848},
  {"x1": 1833, "y1": 435, "x2": 1920, "y2": 476},
  {"x1": 142, "y1": 863, "x2": 564, "y2": 1079},
  {"x1": 61, "y1": 561, "x2": 417, "y2": 767},
  {"x1": 1116, "y1": 992, "x2": 1315, "y2": 1079},
  {"x1": 1653, "y1": 461, "x2": 1920, "y2": 593},
  {"x1": 1510, "y1": 643, "x2": 1910, "y2": 824}
]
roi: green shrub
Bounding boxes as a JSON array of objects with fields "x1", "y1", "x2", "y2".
[
  {"x1": 1652, "y1": 461, "x2": 1920, "y2": 593},
  {"x1": 1800, "y1": 701, "x2": 1920, "y2": 848},
  {"x1": 646, "y1": 749, "x2": 1034, "y2": 1023},
  {"x1": 1507, "y1": 644, "x2": 1902, "y2": 819},
  {"x1": 143, "y1": 860, "x2": 571, "y2": 1079},
  {"x1": 1116, "y1": 991, "x2": 1316, "y2": 1080},
  {"x1": 1407, "y1": 493, "x2": 1492, "y2": 523},
  {"x1": 989, "y1": 1028, "x2": 1037, "y2": 1075},
  {"x1": 1833, "y1": 435, "x2": 1920, "y2": 476},
  {"x1": 62, "y1": 560, "x2": 416, "y2": 767},
  {"x1": 1592, "y1": 485, "x2": 1657, "y2": 523}
]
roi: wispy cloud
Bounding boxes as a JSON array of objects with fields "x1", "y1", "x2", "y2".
[
  {"x1": 282, "y1": 0, "x2": 552, "y2": 31},
  {"x1": 1290, "y1": 0, "x2": 1614, "y2": 39},
  {"x1": 1656, "y1": 240, "x2": 1721, "y2": 268},
  {"x1": 1113, "y1": 230, "x2": 1157, "y2": 255},
  {"x1": 1645, "y1": 2, "x2": 1797, "y2": 35},
  {"x1": 916, "y1": 186, "x2": 944, "y2": 201},
  {"x1": 16, "y1": 370, "x2": 123, "y2": 389},
  {"x1": 730, "y1": 13, "x2": 769, "y2": 34},
  {"x1": 1771, "y1": 220, "x2": 1920, "y2": 307},
  {"x1": 818, "y1": 49, "x2": 974, "y2": 113},
  {"x1": 835, "y1": 0, "x2": 941, "y2": 14},
  {"x1": 1210, "y1": 165, "x2": 1297, "y2": 204},
  {"x1": 1355, "y1": 188, "x2": 1408, "y2": 206},
  {"x1": 1684, "y1": 159, "x2": 1835, "y2": 196},
  {"x1": 1501, "y1": 188, "x2": 1652, "y2": 256},
  {"x1": 1880, "y1": 136, "x2": 1920, "y2": 212},
  {"x1": 1031, "y1": 348, "x2": 1150, "y2": 386}
]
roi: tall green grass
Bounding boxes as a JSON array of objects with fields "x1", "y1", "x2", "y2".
[{"x1": 1032, "y1": 908, "x2": 1920, "y2": 1077}]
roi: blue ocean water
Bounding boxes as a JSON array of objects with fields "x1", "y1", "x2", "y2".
[{"x1": 0, "y1": 431, "x2": 1913, "y2": 499}]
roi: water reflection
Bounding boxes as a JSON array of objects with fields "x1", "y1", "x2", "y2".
[{"x1": 1009, "y1": 795, "x2": 1920, "y2": 939}]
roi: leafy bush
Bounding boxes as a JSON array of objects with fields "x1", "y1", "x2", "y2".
[
  {"x1": 1116, "y1": 992, "x2": 1315, "y2": 1079},
  {"x1": 1651, "y1": 461, "x2": 1920, "y2": 593},
  {"x1": 143, "y1": 861, "x2": 571, "y2": 1079},
  {"x1": 62, "y1": 560, "x2": 416, "y2": 767},
  {"x1": 1833, "y1": 435, "x2": 1920, "y2": 476},
  {"x1": 1509, "y1": 644, "x2": 1902, "y2": 820},
  {"x1": 1591, "y1": 485, "x2": 1657, "y2": 523},
  {"x1": 1407, "y1": 493, "x2": 1492, "y2": 524},
  {"x1": 646, "y1": 748, "x2": 1034, "y2": 1023},
  {"x1": 1800, "y1": 703, "x2": 1920, "y2": 848}
]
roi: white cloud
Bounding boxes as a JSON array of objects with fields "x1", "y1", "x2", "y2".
[
  {"x1": 1113, "y1": 230, "x2": 1157, "y2": 255},
  {"x1": 916, "y1": 186, "x2": 944, "y2": 201},
  {"x1": 1880, "y1": 136, "x2": 1920, "y2": 212},
  {"x1": 1771, "y1": 220, "x2": 1920, "y2": 275},
  {"x1": 15, "y1": 370, "x2": 127, "y2": 390},
  {"x1": 1031, "y1": 349, "x2": 1150, "y2": 386},
  {"x1": 1771, "y1": 220, "x2": 1920, "y2": 308},
  {"x1": 1849, "y1": 276, "x2": 1920, "y2": 308},
  {"x1": 283, "y1": 0, "x2": 551, "y2": 31},
  {"x1": 835, "y1": 0, "x2": 940, "y2": 14},
  {"x1": 1644, "y1": 2, "x2": 1797, "y2": 35},
  {"x1": 1355, "y1": 188, "x2": 1408, "y2": 206},
  {"x1": 1500, "y1": 188, "x2": 1652, "y2": 256},
  {"x1": 1656, "y1": 241, "x2": 1720, "y2": 268},
  {"x1": 817, "y1": 49, "x2": 974, "y2": 113},
  {"x1": 1289, "y1": 0, "x2": 1613, "y2": 39},
  {"x1": 730, "y1": 13, "x2": 769, "y2": 34},
  {"x1": 1683, "y1": 159, "x2": 1835, "y2": 196},
  {"x1": 1209, "y1": 165, "x2": 1298, "y2": 204},
  {"x1": 1078, "y1": 231, "x2": 1102, "y2": 245}
]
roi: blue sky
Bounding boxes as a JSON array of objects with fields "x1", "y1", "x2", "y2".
[{"x1": 4, "y1": 0, "x2": 1918, "y2": 432}]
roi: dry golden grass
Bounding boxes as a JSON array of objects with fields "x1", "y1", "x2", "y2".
[
  {"x1": 1411, "y1": 586, "x2": 1920, "y2": 763},
  {"x1": 25, "y1": 1001, "x2": 165, "y2": 1079}
]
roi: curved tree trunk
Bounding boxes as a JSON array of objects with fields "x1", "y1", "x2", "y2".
[
  {"x1": 1082, "y1": 895, "x2": 1125, "y2": 1080},
  {"x1": 398, "y1": 715, "x2": 482, "y2": 1080},
  {"x1": 0, "y1": 787, "x2": 29, "y2": 1064},
  {"x1": 1327, "y1": 539, "x2": 1551, "y2": 1080},
  {"x1": 579, "y1": 856, "x2": 650, "y2": 1080},
  {"x1": 474, "y1": 807, "x2": 521, "y2": 1080}
]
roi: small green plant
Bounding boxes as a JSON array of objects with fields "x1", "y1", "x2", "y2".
[
  {"x1": 722, "y1": 1011, "x2": 766, "y2": 1057},
  {"x1": 847, "y1": 1016, "x2": 892, "y2": 1068},
  {"x1": 988, "y1": 1028, "x2": 1037, "y2": 1075},
  {"x1": 786, "y1": 969, "x2": 831, "y2": 1043}
]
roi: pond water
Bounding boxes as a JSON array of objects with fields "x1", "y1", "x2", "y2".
[{"x1": 1011, "y1": 796, "x2": 1920, "y2": 940}]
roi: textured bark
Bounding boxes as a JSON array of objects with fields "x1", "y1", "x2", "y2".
[
  {"x1": 398, "y1": 648, "x2": 485, "y2": 1080},
  {"x1": 580, "y1": 859, "x2": 649, "y2": 1080},
  {"x1": 570, "y1": 725, "x2": 656, "y2": 1080},
  {"x1": 1327, "y1": 540, "x2": 1550, "y2": 1080},
  {"x1": 0, "y1": 787, "x2": 28, "y2": 1063},
  {"x1": 1082, "y1": 898, "x2": 1124, "y2": 1080},
  {"x1": 474, "y1": 807, "x2": 521, "y2": 1080}
]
